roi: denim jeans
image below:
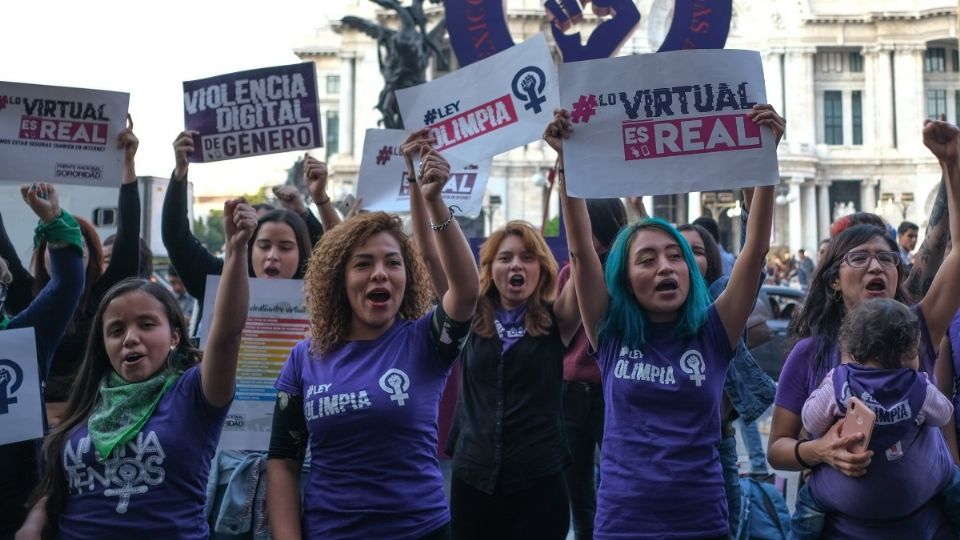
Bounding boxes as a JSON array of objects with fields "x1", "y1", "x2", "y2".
[
  {"x1": 737, "y1": 419, "x2": 768, "y2": 474},
  {"x1": 205, "y1": 449, "x2": 272, "y2": 540},
  {"x1": 561, "y1": 382, "x2": 604, "y2": 540},
  {"x1": 790, "y1": 482, "x2": 826, "y2": 540},
  {"x1": 719, "y1": 433, "x2": 741, "y2": 538}
]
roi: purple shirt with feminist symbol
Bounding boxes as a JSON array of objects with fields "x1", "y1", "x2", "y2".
[
  {"x1": 593, "y1": 305, "x2": 733, "y2": 539},
  {"x1": 57, "y1": 366, "x2": 228, "y2": 539},
  {"x1": 274, "y1": 311, "x2": 453, "y2": 540}
]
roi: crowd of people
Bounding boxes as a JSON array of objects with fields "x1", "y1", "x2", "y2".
[{"x1": 1, "y1": 97, "x2": 960, "y2": 540}]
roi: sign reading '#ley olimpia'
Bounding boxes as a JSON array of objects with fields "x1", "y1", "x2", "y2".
[{"x1": 443, "y1": 0, "x2": 732, "y2": 66}]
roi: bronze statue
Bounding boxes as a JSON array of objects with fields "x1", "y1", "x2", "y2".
[{"x1": 342, "y1": 0, "x2": 448, "y2": 129}]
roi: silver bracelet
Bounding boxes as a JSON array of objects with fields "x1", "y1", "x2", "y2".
[{"x1": 430, "y1": 205, "x2": 460, "y2": 231}]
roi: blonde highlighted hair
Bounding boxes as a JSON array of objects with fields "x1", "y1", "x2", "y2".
[
  {"x1": 474, "y1": 221, "x2": 557, "y2": 338},
  {"x1": 305, "y1": 212, "x2": 432, "y2": 353}
]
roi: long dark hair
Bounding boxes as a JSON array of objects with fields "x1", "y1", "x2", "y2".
[
  {"x1": 31, "y1": 278, "x2": 201, "y2": 527},
  {"x1": 247, "y1": 209, "x2": 311, "y2": 279},
  {"x1": 677, "y1": 223, "x2": 723, "y2": 285},
  {"x1": 790, "y1": 224, "x2": 907, "y2": 378},
  {"x1": 585, "y1": 199, "x2": 628, "y2": 258}
]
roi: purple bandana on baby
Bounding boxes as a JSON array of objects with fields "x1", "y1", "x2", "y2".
[{"x1": 495, "y1": 305, "x2": 527, "y2": 354}]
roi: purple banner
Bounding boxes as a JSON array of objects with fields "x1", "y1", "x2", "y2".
[
  {"x1": 182, "y1": 62, "x2": 322, "y2": 163},
  {"x1": 444, "y1": 0, "x2": 731, "y2": 66}
]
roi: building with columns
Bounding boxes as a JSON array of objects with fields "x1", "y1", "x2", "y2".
[{"x1": 294, "y1": 0, "x2": 956, "y2": 252}]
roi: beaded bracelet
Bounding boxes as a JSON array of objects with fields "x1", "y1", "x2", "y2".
[{"x1": 430, "y1": 205, "x2": 461, "y2": 231}]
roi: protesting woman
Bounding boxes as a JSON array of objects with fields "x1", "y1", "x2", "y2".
[
  {"x1": 266, "y1": 144, "x2": 479, "y2": 540},
  {"x1": 17, "y1": 198, "x2": 255, "y2": 539},
  {"x1": 0, "y1": 183, "x2": 85, "y2": 536},
  {"x1": 768, "y1": 120, "x2": 960, "y2": 538},
  {"x1": 550, "y1": 104, "x2": 779, "y2": 538},
  {"x1": 448, "y1": 218, "x2": 580, "y2": 540},
  {"x1": 161, "y1": 131, "x2": 313, "y2": 327}
]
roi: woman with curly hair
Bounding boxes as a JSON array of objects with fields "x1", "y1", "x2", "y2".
[
  {"x1": 266, "y1": 145, "x2": 479, "y2": 540},
  {"x1": 448, "y1": 219, "x2": 580, "y2": 540}
]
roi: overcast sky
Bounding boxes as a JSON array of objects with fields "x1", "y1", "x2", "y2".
[{"x1": 1, "y1": 0, "x2": 342, "y2": 196}]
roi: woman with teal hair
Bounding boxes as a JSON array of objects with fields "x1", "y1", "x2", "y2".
[{"x1": 545, "y1": 104, "x2": 782, "y2": 539}]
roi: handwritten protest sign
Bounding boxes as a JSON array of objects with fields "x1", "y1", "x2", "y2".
[
  {"x1": 0, "y1": 328, "x2": 44, "y2": 445},
  {"x1": 355, "y1": 129, "x2": 490, "y2": 218},
  {"x1": 0, "y1": 82, "x2": 129, "y2": 187},
  {"x1": 558, "y1": 49, "x2": 779, "y2": 197},
  {"x1": 183, "y1": 63, "x2": 322, "y2": 163},
  {"x1": 198, "y1": 276, "x2": 308, "y2": 451},
  {"x1": 396, "y1": 33, "x2": 558, "y2": 165}
]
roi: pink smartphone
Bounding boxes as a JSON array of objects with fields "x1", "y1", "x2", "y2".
[{"x1": 843, "y1": 397, "x2": 876, "y2": 453}]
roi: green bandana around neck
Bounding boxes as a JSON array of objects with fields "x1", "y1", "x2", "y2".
[{"x1": 88, "y1": 368, "x2": 180, "y2": 461}]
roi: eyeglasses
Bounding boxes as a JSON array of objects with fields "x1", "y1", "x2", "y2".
[{"x1": 841, "y1": 250, "x2": 901, "y2": 268}]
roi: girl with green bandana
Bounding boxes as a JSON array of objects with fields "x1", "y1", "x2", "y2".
[
  {"x1": 0, "y1": 182, "x2": 86, "y2": 537},
  {"x1": 18, "y1": 198, "x2": 256, "y2": 540}
]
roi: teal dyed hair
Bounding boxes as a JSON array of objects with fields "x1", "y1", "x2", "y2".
[{"x1": 599, "y1": 217, "x2": 712, "y2": 348}]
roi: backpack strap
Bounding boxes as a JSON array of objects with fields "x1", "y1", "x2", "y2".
[{"x1": 752, "y1": 479, "x2": 787, "y2": 534}]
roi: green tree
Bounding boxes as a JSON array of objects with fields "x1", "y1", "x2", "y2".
[
  {"x1": 193, "y1": 210, "x2": 225, "y2": 254},
  {"x1": 542, "y1": 215, "x2": 560, "y2": 237}
]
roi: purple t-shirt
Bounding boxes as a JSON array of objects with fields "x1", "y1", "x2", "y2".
[
  {"x1": 274, "y1": 312, "x2": 451, "y2": 540},
  {"x1": 593, "y1": 305, "x2": 733, "y2": 539},
  {"x1": 58, "y1": 366, "x2": 227, "y2": 539},
  {"x1": 947, "y1": 309, "x2": 960, "y2": 433},
  {"x1": 776, "y1": 305, "x2": 953, "y2": 538}
]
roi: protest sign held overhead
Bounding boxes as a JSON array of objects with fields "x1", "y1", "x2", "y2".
[
  {"x1": 183, "y1": 63, "x2": 322, "y2": 163},
  {"x1": 0, "y1": 328, "x2": 44, "y2": 445},
  {"x1": 0, "y1": 82, "x2": 129, "y2": 187},
  {"x1": 198, "y1": 276, "x2": 309, "y2": 451},
  {"x1": 558, "y1": 49, "x2": 779, "y2": 198},
  {"x1": 396, "y1": 33, "x2": 558, "y2": 165},
  {"x1": 355, "y1": 129, "x2": 490, "y2": 218}
]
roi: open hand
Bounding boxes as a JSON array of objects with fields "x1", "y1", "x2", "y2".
[
  {"x1": 20, "y1": 183, "x2": 61, "y2": 224},
  {"x1": 223, "y1": 199, "x2": 257, "y2": 250},
  {"x1": 814, "y1": 418, "x2": 873, "y2": 477}
]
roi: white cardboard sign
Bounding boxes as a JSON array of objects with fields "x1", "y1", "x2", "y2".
[
  {"x1": 355, "y1": 129, "x2": 490, "y2": 218},
  {"x1": 0, "y1": 327, "x2": 45, "y2": 444},
  {"x1": 0, "y1": 82, "x2": 129, "y2": 187},
  {"x1": 396, "y1": 33, "x2": 559, "y2": 165},
  {"x1": 558, "y1": 49, "x2": 779, "y2": 197}
]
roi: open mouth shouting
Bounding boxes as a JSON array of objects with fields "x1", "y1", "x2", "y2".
[
  {"x1": 865, "y1": 277, "x2": 887, "y2": 296},
  {"x1": 507, "y1": 274, "x2": 526, "y2": 292},
  {"x1": 654, "y1": 278, "x2": 679, "y2": 294},
  {"x1": 262, "y1": 266, "x2": 282, "y2": 278},
  {"x1": 366, "y1": 287, "x2": 392, "y2": 308}
]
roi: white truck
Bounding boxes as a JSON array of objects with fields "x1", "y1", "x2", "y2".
[{"x1": 0, "y1": 176, "x2": 193, "y2": 268}]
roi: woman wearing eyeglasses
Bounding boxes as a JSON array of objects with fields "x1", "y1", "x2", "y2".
[{"x1": 768, "y1": 120, "x2": 960, "y2": 538}]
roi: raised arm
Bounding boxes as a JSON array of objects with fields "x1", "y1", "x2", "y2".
[
  {"x1": 7, "y1": 184, "x2": 85, "y2": 374},
  {"x1": 97, "y1": 123, "x2": 142, "y2": 294},
  {"x1": 417, "y1": 146, "x2": 479, "y2": 322},
  {"x1": 917, "y1": 121, "x2": 960, "y2": 344},
  {"x1": 161, "y1": 131, "x2": 224, "y2": 302},
  {"x1": 273, "y1": 184, "x2": 324, "y2": 248},
  {"x1": 904, "y1": 183, "x2": 948, "y2": 301},
  {"x1": 200, "y1": 199, "x2": 255, "y2": 407},
  {"x1": 402, "y1": 128, "x2": 449, "y2": 300},
  {"x1": 548, "y1": 109, "x2": 607, "y2": 349},
  {"x1": 303, "y1": 154, "x2": 341, "y2": 232},
  {"x1": 714, "y1": 105, "x2": 782, "y2": 348}
]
